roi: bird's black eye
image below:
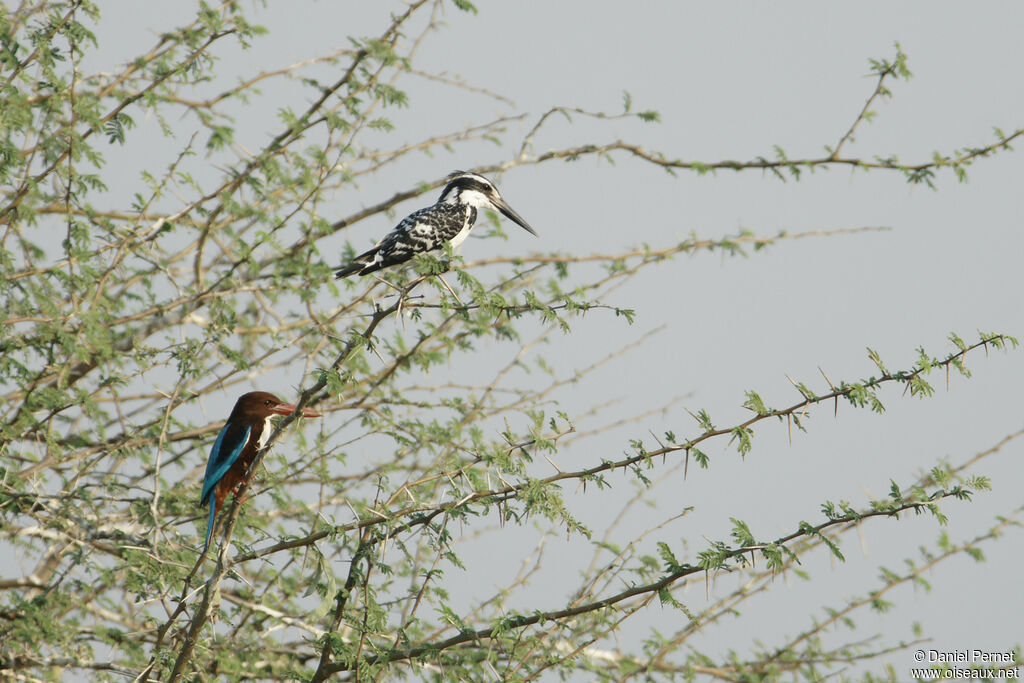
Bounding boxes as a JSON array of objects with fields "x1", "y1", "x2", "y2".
[{"x1": 265, "y1": 400, "x2": 272, "y2": 406}]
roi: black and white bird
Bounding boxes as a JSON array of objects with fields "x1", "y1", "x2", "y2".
[{"x1": 335, "y1": 171, "x2": 537, "y2": 279}]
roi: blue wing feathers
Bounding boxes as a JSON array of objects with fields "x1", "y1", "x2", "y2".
[
  {"x1": 200, "y1": 423, "x2": 251, "y2": 505},
  {"x1": 200, "y1": 422, "x2": 251, "y2": 552}
]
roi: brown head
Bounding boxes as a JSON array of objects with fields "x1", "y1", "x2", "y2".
[{"x1": 229, "y1": 391, "x2": 322, "y2": 421}]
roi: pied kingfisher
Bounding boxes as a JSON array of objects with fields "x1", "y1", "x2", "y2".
[{"x1": 335, "y1": 171, "x2": 537, "y2": 278}]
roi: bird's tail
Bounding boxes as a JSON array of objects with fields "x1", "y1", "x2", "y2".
[
  {"x1": 202, "y1": 500, "x2": 217, "y2": 553},
  {"x1": 334, "y1": 262, "x2": 363, "y2": 279}
]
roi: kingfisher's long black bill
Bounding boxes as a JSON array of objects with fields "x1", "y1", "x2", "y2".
[{"x1": 495, "y1": 198, "x2": 537, "y2": 236}]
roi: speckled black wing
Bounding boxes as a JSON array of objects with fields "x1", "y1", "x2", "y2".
[{"x1": 336, "y1": 203, "x2": 473, "y2": 278}]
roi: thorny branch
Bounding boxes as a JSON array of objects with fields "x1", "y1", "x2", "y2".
[{"x1": 1, "y1": 4, "x2": 1021, "y2": 680}]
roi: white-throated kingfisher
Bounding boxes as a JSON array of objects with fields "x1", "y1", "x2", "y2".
[{"x1": 200, "y1": 391, "x2": 321, "y2": 552}]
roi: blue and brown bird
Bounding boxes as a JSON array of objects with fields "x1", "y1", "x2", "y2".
[
  {"x1": 335, "y1": 171, "x2": 537, "y2": 278},
  {"x1": 200, "y1": 391, "x2": 321, "y2": 552}
]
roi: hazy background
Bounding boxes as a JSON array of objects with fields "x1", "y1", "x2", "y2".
[{"x1": 87, "y1": 1, "x2": 1024, "y2": 674}]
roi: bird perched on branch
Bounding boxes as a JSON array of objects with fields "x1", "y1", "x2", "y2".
[
  {"x1": 199, "y1": 391, "x2": 321, "y2": 553},
  {"x1": 335, "y1": 170, "x2": 537, "y2": 279}
]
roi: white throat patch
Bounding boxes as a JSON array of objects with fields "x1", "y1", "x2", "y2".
[{"x1": 257, "y1": 415, "x2": 274, "y2": 450}]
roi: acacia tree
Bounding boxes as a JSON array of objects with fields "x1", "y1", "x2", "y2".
[{"x1": 0, "y1": 2, "x2": 1020, "y2": 681}]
